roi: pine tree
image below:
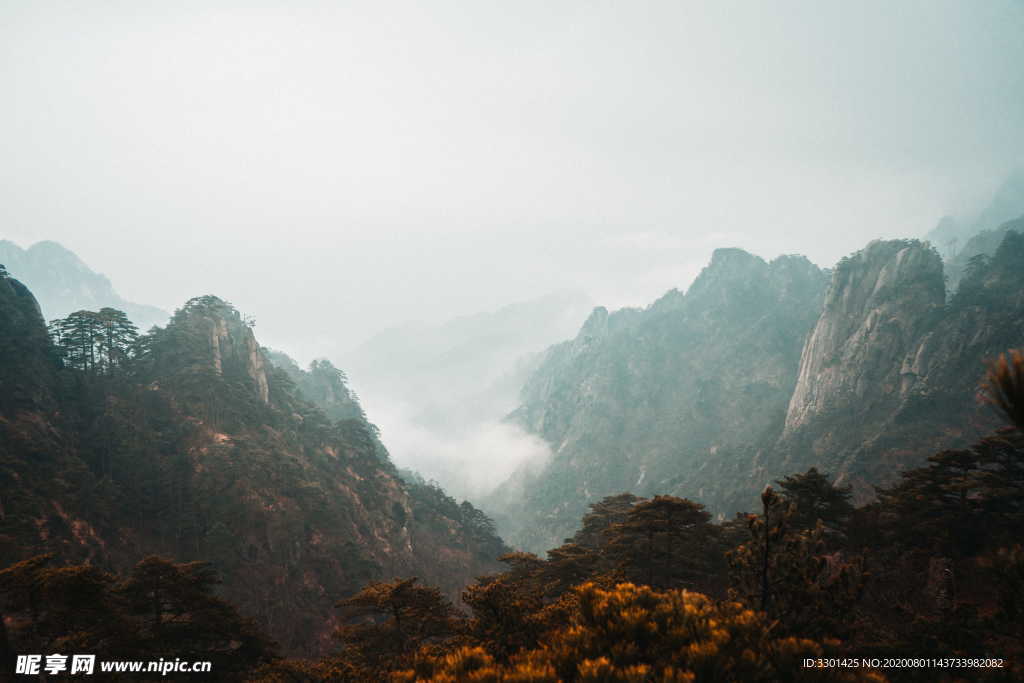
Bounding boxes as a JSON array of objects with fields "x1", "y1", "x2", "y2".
[
  {"x1": 775, "y1": 467, "x2": 854, "y2": 535},
  {"x1": 603, "y1": 495, "x2": 718, "y2": 591},
  {"x1": 118, "y1": 556, "x2": 276, "y2": 673},
  {"x1": 335, "y1": 577, "x2": 462, "y2": 674},
  {"x1": 47, "y1": 307, "x2": 138, "y2": 374},
  {"x1": 1, "y1": 555, "x2": 276, "y2": 679},
  {"x1": 462, "y1": 571, "x2": 545, "y2": 662},
  {"x1": 54, "y1": 310, "x2": 102, "y2": 372},
  {"x1": 727, "y1": 487, "x2": 864, "y2": 638},
  {"x1": 543, "y1": 543, "x2": 602, "y2": 597},
  {"x1": 96, "y1": 307, "x2": 139, "y2": 374},
  {"x1": 569, "y1": 493, "x2": 639, "y2": 549}
]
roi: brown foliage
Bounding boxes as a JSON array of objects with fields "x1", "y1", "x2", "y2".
[
  {"x1": 983, "y1": 348, "x2": 1024, "y2": 431},
  {"x1": 398, "y1": 582, "x2": 885, "y2": 682},
  {"x1": 334, "y1": 577, "x2": 463, "y2": 674}
]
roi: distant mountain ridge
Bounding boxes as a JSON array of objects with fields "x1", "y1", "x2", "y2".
[
  {"x1": 342, "y1": 289, "x2": 593, "y2": 410},
  {"x1": 491, "y1": 227, "x2": 1024, "y2": 554},
  {"x1": 488, "y1": 249, "x2": 830, "y2": 551},
  {"x1": 0, "y1": 239, "x2": 168, "y2": 329}
]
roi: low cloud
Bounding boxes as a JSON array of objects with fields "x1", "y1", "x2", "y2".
[{"x1": 360, "y1": 396, "x2": 552, "y2": 502}]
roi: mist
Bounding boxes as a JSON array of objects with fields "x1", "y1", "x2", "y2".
[
  {"x1": 337, "y1": 290, "x2": 592, "y2": 498},
  {"x1": 368, "y1": 400, "x2": 552, "y2": 500},
  {"x1": 3, "y1": 0, "x2": 1024, "y2": 499}
]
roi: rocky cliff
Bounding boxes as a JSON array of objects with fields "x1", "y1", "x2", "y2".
[
  {"x1": 0, "y1": 269, "x2": 55, "y2": 413},
  {"x1": 0, "y1": 283, "x2": 505, "y2": 656},
  {"x1": 782, "y1": 240, "x2": 946, "y2": 438},
  {"x1": 489, "y1": 249, "x2": 828, "y2": 552},
  {"x1": 494, "y1": 231, "x2": 1024, "y2": 554},
  {"x1": 174, "y1": 295, "x2": 271, "y2": 403},
  {"x1": 775, "y1": 231, "x2": 1024, "y2": 499}
]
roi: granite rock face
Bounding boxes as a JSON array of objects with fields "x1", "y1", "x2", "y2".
[
  {"x1": 783, "y1": 240, "x2": 946, "y2": 437},
  {"x1": 490, "y1": 249, "x2": 829, "y2": 552},
  {"x1": 493, "y1": 231, "x2": 1024, "y2": 553},
  {"x1": 175, "y1": 297, "x2": 271, "y2": 403},
  {"x1": 775, "y1": 232, "x2": 1024, "y2": 498}
]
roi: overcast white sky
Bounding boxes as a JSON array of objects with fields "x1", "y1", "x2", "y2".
[{"x1": 3, "y1": 0, "x2": 1023, "y2": 359}]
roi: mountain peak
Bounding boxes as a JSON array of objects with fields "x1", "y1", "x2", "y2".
[
  {"x1": 168, "y1": 296, "x2": 269, "y2": 403},
  {"x1": 829, "y1": 239, "x2": 944, "y2": 313},
  {"x1": 708, "y1": 246, "x2": 764, "y2": 269},
  {"x1": 784, "y1": 239, "x2": 945, "y2": 437},
  {"x1": 579, "y1": 306, "x2": 610, "y2": 337},
  {"x1": 0, "y1": 239, "x2": 168, "y2": 329}
]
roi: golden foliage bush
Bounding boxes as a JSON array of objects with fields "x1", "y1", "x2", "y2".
[{"x1": 397, "y1": 582, "x2": 885, "y2": 682}]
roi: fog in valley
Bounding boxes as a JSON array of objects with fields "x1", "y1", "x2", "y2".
[{"x1": 3, "y1": 0, "x2": 1023, "y2": 501}]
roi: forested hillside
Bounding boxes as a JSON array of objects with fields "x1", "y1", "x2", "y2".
[
  {"x1": 9, "y1": 356, "x2": 1019, "y2": 680},
  {"x1": 0, "y1": 275, "x2": 505, "y2": 657}
]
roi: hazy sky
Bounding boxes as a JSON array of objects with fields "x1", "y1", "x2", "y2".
[{"x1": 3, "y1": 0, "x2": 1023, "y2": 359}]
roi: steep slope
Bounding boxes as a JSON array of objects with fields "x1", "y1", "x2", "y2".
[
  {"x1": 264, "y1": 348, "x2": 392, "y2": 465},
  {"x1": 943, "y1": 215, "x2": 1024, "y2": 292},
  {"x1": 0, "y1": 239, "x2": 168, "y2": 329},
  {"x1": 496, "y1": 233, "x2": 1024, "y2": 555},
  {"x1": 490, "y1": 250, "x2": 828, "y2": 552},
  {"x1": 0, "y1": 266, "x2": 56, "y2": 413},
  {"x1": 264, "y1": 349, "x2": 369, "y2": 424},
  {"x1": 782, "y1": 240, "x2": 946, "y2": 442},
  {"x1": 775, "y1": 232, "x2": 1024, "y2": 498},
  {"x1": 0, "y1": 284, "x2": 505, "y2": 656}
]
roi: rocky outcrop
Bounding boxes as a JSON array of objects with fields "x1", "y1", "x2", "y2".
[
  {"x1": 0, "y1": 270, "x2": 55, "y2": 412},
  {"x1": 773, "y1": 232, "x2": 1024, "y2": 497},
  {"x1": 161, "y1": 295, "x2": 271, "y2": 403},
  {"x1": 489, "y1": 249, "x2": 828, "y2": 552},
  {"x1": 494, "y1": 231, "x2": 1024, "y2": 553},
  {"x1": 783, "y1": 240, "x2": 946, "y2": 436}
]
